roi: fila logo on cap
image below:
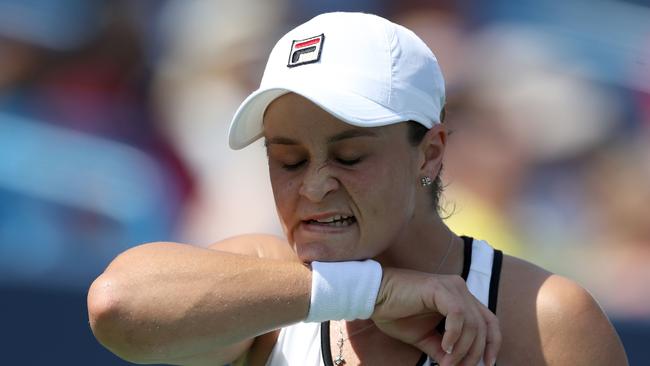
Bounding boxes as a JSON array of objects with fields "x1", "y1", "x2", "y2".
[{"x1": 287, "y1": 34, "x2": 324, "y2": 68}]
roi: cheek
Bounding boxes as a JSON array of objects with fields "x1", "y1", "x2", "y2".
[
  {"x1": 270, "y1": 171, "x2": 299, "y2": 219},
  {"x1": 344, "y1": 164, "x2": 415, "y2": 257},
  {"x1": 349, "y1": 158, "x2": 416, "y2": 218}
]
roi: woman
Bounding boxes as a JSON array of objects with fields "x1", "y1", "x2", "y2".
[{"x1": 88, "y1": 12, "x2": 627, "y2": 366}]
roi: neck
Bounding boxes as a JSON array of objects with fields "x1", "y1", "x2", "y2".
[
  {"x1": 373, "y1": 213, "x2": 463, "y2": 276},
  {"x1": 341, "y1": 215, "x2": 464, "y2": 355}
]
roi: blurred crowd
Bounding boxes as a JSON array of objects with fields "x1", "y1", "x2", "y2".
[{"x1": 1, "y1": 0, "x2": 648, "y2": 330}]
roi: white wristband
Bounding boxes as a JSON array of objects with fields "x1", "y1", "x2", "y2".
[{"x1": 304, "y1": 260, "x2": 383, "y2": 323}]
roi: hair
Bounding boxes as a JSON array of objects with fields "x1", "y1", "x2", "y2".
[{"x1": 406, "y1": 107, "x2": 446, "y2": 214}]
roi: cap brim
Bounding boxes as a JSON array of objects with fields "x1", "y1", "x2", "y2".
[{"x1": 228, "y1": 84, "x2": 429, "y2": 150}]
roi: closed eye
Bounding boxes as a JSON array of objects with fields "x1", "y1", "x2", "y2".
[
  {"x1": 282, "y1": 160, "x2": 306, "y2": 171},
  {"x1": 337, "y1": 157, "x2": 361, "y2": 166}
]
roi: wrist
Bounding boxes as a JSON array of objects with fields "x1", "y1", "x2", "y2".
[{"x1": 304, "y1": 260, "x2": 383, "y2": 322}]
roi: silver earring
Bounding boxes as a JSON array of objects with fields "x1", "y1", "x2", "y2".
[{"x1": 420, "y1": 176, "x2": 433, "y2": 187}]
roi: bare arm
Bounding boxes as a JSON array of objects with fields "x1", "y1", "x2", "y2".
[
  {"x1": 538, "y1": 275, "x2": 628, "y2": 366},
  {"x1": 88, "y1": 234, "x2": 502, "y2": 366},
  {"x1": 87, "y1": 234, "x2": 310, "y2": 365}
]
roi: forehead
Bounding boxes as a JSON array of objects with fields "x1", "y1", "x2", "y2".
[
  {"x1": 263, "y1": 93, "x2": 345, "y2": 132},
  {"x1": 263, "y1": 93, "x2": 405, "y2": 142}
]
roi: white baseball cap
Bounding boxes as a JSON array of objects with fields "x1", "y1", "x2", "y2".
[{"x1": 228, "y1": 12, "x2": 445, "y2": 149}]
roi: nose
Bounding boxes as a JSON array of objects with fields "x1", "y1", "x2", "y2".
[{"x1": 299, "y1": 163, "x2": 339, "y2": 202}]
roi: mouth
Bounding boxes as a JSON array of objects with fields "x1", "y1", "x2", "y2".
[
  {"x1": 302, "y1": 214, "x2": 357, "y2": 228},
  {"x1": 293, "y1": 213, "x2": 358, "y2": 259}
]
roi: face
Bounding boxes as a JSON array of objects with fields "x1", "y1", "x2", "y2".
[{"x1": 263, "y1": 93, "x2": 424, "y2": 262}]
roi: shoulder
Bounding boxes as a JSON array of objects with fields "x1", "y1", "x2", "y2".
[
  {"x1": 534, "y1": 271, "x2": 628, "y2": 365},
  {"x1": 497, "y1": 255, "x2": 628, "y2": 365}
]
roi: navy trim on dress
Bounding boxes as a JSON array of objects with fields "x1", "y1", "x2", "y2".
[
  {"x1": 321, "y1": 320, "x2": 334, "y2": 366},
  {"x1": 460, "y1": 236, "x2": 473, "y2": 281},
  {"x1": 488, "y1": 249, "x2": 503, "y2": 314}
]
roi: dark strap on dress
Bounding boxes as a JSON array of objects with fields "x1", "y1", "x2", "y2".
[
  {"x1": 460, "y1": 235, "x2": 473, "y2": 281},
  {"x1": 488, "y1": 249, "x2": 503, "y2": 314},
  {"x1": 321, "y1": 320, "x2": 334, "y2": 366}
]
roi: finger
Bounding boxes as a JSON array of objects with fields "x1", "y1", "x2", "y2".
[
  {"x1": 458, "y1": 314, "x2": 487, "y2": 366},
  {"x1": 440, "y1": 301, "x2": 464, "y2": 354},
  {"x1": 480, "y1": 305, "x2": 501, "y2": 366},
  {"x1": 445, "y1": 309, "x2": 482, "y2": 365},
  {"x1": 414, "y1": 332, "x2": 447, "y2": 365},
  {"x1": 435, "y1": 275, "x2": 471, "y2": 354}
]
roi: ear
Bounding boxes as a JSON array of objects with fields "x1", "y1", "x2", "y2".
[{"x1": 417, "y1": 124, "x2": 447, "y2": 179}]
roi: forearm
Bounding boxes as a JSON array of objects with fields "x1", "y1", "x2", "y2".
[{"x1": 87, "y1": 242, "x2": 311, "y2": 363}]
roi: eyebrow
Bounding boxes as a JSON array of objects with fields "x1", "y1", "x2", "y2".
[
  {"x1": 327, "y1": 129, "x2": 377, "y2": 143},
  {"x1": 265, "y1": 128, "x2": 378, "y2": 147},
  {"x1": 264, "y1": 136, "x2": 297, "y2": 146}
]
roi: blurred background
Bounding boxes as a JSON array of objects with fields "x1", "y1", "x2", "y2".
[{"x1": 0, "y1": 0, "x2": 648, "y2": 364}]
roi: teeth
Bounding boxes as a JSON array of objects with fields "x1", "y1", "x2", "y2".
[{"x1": 313, "y1": 215, "x2": 353, "y2": 224}]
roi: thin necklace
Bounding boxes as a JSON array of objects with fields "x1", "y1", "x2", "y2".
[
  {"x1": 434, "y1": 231, "x2": 455, "y2": 274},
  {"x1": 333, "y1": 322, "x2": 377, "y2": 365},
  {"x1": 332, "y1": 232, "x2": 455, "y2": 365}
]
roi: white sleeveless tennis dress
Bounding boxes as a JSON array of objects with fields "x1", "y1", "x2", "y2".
[{"x1": 265, "y1": 237, "x2": 504, "y2": 366}]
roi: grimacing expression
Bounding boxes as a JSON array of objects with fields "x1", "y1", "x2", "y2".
[{"x1": 263, "y1": 93, "x2": 423, "y2": 262}]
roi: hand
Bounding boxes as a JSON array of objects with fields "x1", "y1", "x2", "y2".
[{"x1": 371, "y1": 268, "x2": 500, "y2": 366}]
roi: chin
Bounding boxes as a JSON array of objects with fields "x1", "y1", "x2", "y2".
[
  {"x1": 294, "y1": 242, "x2": 333, "y2": 263},
  {"x1": 297, "y1": 242, "x2": 379, "y2": 265},
  {"x1": 294, "y1": 240, "x2": 358, "y2": 263}
]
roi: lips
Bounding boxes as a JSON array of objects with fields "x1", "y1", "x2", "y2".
[
  {"x1": 292, "y1": 213, "x2": 358, "y2": 259},
  {"x1": 304, "y1": 214, "x2": 357, "y2": 227}
]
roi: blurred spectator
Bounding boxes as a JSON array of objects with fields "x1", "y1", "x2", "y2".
[
  {"x1": 576, "y1": 138, "x2": 650, "y2": 318},
  {"x1": 0, "y1": 0, "x2": 193, "y2": 290},
  {"x1": 444, "y1": 25, "x2": 621, "y2": 260},
  {"x1": 287, "y1": 0, "x2": 388, "y2": 23},
  {"x1": 154, "y1": 0, "x2": 286, "y2": 244}
]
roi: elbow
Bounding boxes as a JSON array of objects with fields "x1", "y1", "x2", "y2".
[{"x1": 87, "y1": 274, "x2": 150, "y2": 363}]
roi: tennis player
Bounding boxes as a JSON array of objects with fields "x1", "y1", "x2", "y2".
[{"x1": 88, "y1": 12, "x2": 628, "y2": 366}]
